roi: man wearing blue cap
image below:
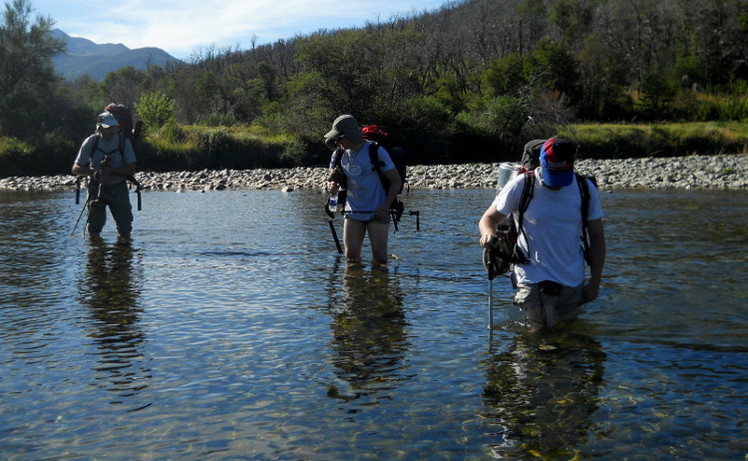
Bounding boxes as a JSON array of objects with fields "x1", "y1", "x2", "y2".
[{"x1": 478, "y1": 136, "x2": 606, "y2": 328}]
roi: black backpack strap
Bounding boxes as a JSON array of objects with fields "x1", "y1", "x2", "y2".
[
  {"x1": 368, "y1": 142, "x2": 383, "y2": 172},
  {"x1": 368, "y1": 142, "x2": 389, "y2": 187},
  {"x1": 511, "y1": 171, "x2": 535, "y2": 265},
  {"x1": 91, "y1": 132, "x2": 125, "y2": 159},
  {"x1": 576, "y1": 172, "x2": 592, "y2": 266},
  {"x1": 331, "y1": 147, "x2": 343, "y2": 169},
  {"x1": 90, "y1": 135, "x2": 100, "y2": 165}
]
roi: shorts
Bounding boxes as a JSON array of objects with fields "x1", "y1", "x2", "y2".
[
  {"x1": 345, "y1": 212, "x2": 390, "y2": 225},
  {"x1": 514, "y1": 281, "x2": 584, "y2": 327}
]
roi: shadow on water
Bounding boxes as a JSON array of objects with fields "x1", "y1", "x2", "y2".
[
  {"x1": 482, "y1": 323, "x2": 607, "y2": 459},
  {"x1": 78, "y1": 237, "x2": 152, "y2": 407},
  {"x1": 322, "y1": 261, "x2": 412, "y2": 406}
]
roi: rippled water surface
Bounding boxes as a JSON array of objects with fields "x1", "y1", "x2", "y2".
[{"x1": 1, "y1": 187, "x2": 746, "y2": 460}]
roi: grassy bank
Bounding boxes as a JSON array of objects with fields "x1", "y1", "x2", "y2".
[
  {"x1": 2, "y1": 122, "x2": 747, "y2": 178},
  {"x1": 565, "y1": 122, "x2": 748, "y2": 160},
  {"x1": 138, "y1": 121, "x2": 748, "y2": 169}
]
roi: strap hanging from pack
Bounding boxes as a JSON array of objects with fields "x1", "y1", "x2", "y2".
[
  {"x1": 576, "y1": 172, "x2": 592, "y2": 266},
  {"x1": 509, "y1": 171, "x2": 535, "y2": 265}
]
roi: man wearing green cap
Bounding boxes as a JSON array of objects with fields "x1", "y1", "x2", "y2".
[{"x1": 325, "y1": 114, "x2": 401, "y2": 264}]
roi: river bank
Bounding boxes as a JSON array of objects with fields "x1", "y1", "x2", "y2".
[{"x1": 0, "y1": 154, "x2": 746, "y2": 192}]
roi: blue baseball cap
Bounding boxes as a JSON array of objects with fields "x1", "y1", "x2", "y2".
[{"x1": 540, "y1": 137, "x2": 576, "y2": 187}]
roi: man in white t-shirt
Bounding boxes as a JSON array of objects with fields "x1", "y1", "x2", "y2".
[
  {"x1": 72, "y1": 111, "x2": 137, "y2": 239},
  {"x1": 479, "y1": 137, "x2": 606, "y2": 327},
  {"x1": 325, "y1": 114, "x2": 401, "y2": 264}
]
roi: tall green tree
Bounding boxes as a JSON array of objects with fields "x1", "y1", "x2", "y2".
[
  {"x1": 0, "y1": 0, "x2": 64, "y2": 139},
  {"x1": 100, "y1": 65, "x2": 146, "y2": 107}
]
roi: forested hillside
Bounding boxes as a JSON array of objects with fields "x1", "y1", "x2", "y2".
[{"x1": 1, "y1": 0, "x2": 747, "y2": 176}]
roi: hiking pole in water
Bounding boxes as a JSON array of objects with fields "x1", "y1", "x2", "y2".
[
  {"x1": 128, "y1": 176, "x2": 143, "y2": 211},
  {"x1": 71, "y1": 179, "x2": 96, "y2": 237},
  {"x1": 75, "y1": 177, "x2": 81, "y2": 204},
  {"x1": 324, "y1": 200, "x2": 343, "y2": 254},
  {"x1": 482, "y1": 237, "x2": 501, "y2": 329},
  {"x1": 71, "y1": 198, "x2": 89, "y2": 237},
  {"x1": 72, "y1": 175, "x2": 93, "y2": 236},
  {"x1": 409, "y1": 210, "x2": 420, "y2": 231}
]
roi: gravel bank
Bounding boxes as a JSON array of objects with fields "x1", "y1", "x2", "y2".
[{"x1": 1, "y1": 154, "x2": 746, "y2": 192}]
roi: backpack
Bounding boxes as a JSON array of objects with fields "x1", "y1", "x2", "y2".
[
  {"x1": 486, "y1": 170, "x2": 595, "y2": 279},
  {"x1": 105, "y1": 103, "x2": 145, "y2": 150},
  {"x1": 361, "y1": 125, "x2": 407, "y2": 194},
  {"x1": 520, "y1": 139, "x2": 546, "y2": 170}
]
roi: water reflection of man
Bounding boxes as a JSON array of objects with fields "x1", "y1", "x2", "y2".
[
  {"x1": 482, "y1": 328, "x2": 606, "y2": 458},
  {"x1": 80, "y1": 238, "x2": 150, "y2": 398},
  {"x1": 325, "y1": 265, "x2": 410, "y2": 402}
]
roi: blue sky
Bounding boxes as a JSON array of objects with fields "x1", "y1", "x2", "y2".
[{"x1": 37, "y1": 0, "x2": 451, "y2": 60}]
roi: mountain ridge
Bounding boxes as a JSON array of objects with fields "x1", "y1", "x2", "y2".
[{"x1": 51, "y1": 29, "x2": 182, "y2": 81}]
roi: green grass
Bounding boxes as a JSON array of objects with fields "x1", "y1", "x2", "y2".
[{"x1": 563, "y1": 122, "x2": 748, "y2": 159}]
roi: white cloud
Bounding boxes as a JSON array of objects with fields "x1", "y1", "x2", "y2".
[{"x1": 42, "y1": 0, "x2": 446, "y2": 59}]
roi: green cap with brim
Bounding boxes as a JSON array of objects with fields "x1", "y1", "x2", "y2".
[{"x1": 324, "y1": 114, "x2": 364, "y2": 145}]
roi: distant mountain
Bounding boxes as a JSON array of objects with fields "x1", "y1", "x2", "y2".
[{"x1": 50, "y1": 29, "x2": 182, "y2": 81}]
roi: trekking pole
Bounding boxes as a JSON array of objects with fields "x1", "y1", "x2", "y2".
[
  {"x1": 409, "y1": 210, "x2": 420, "y2": 231},
  {"x1": 482, "y1": 237, "x2": 500, "y2": 329},
  {"x1": 484, "y1": 247, "x2": 495, "y2": 329},
  {"x1": 128, "y1": 176, "x2": 142, "y2": 211},
  {"x1": 71, "y1": 175, "x2": 95, "y2": 236},
  {"x1": 325, "y1": 200, "x2": 343, "y2": 254},
  {"x1": 71, "y1": 198, "x2": 89, "y2": 237},
  {"x1": 75, "y1": 177, "x2": 81, "y2": 204}
]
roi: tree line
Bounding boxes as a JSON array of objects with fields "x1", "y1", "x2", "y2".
[{"x1": 1, "y1": 0, "x2": 747, "y2": 176}]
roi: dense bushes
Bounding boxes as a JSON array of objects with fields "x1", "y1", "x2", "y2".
[{"x1": 3, "y1": 0, "x2": 748, "y2": 178}]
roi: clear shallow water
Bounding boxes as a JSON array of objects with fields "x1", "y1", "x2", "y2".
[{"x1": 0, "y1": 187, "x2": 746, "y2": 460}]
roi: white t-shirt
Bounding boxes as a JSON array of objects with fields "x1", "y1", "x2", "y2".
[
  {"x1": 75, "y1": 133, "x2": 137, "y2": 185},
  {"x1": 330, "y1": 141, "x2": 395, "y2": 221},
  {"x1": 494, "y1": 168, "x2": 604, "y2": 286}
]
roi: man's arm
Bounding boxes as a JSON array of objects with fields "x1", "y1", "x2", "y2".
[
  {"x1": 109, "y1": 162, "x2": 136, "y2": 178},
  {"x1": 582, "y1": 218, "x2": 606, "y2": 303},
  {"x1": 72, "y1": 162, "x2": 95, "y2": 177},
  {"x1": 71, "y1": 159, "x2": 135, "y2": 182},
  {"x1": 479, "y1": 206, "x2": 507, "y2": 248}
]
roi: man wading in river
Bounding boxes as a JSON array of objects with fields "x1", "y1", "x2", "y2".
[
  {"x1": 479, "y1": 136, "x2": 606, "y2": 328},
  {"x1": 72, "y1": 111, "x2": 137, "y2": 239},
  {"x1": 325, "y1": 114, "x2": 401, "y2": 264}
]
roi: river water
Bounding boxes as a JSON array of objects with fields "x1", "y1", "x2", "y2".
[{"x1": 1, "y1": 187, "x2": 746, "y2": 460}]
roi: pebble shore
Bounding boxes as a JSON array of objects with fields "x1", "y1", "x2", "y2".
[{"x1": 1, "y1": 154, "x2": 746, "y2": 192}]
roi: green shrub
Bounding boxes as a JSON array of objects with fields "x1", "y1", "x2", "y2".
[
  {"x1": 279, "y1": 140, "x2": 311, "y2": 167},
  {"x1": 136, "y1": 92, "x2": 175, "y2": 131},
  {"x1": 199, "y1": 113, "x2": 238, "y2": 127},
  {"x1": 160, "y1": 120, "x2": 186, "y2": 144}
]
